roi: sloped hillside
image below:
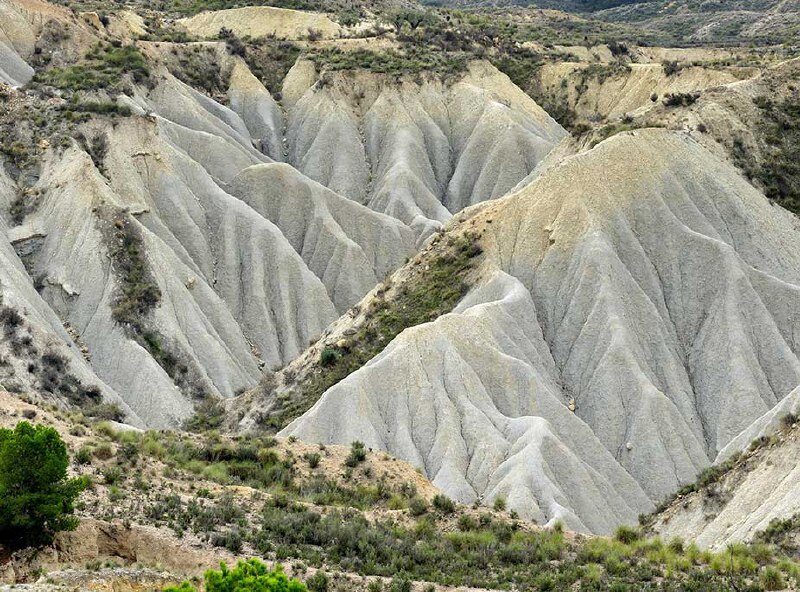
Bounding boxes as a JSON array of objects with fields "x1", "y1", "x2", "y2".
[
  {"x1": 646, "y1": 390, "x2": 800, "y2": 552},
  {"x1": 0, "y1": 0, "x2": 565, "y2": 428},
  {"x1": 3, "y1": 0, "x2": 800, "y2": 563},
  {"x1": 178, "y1": 6, "x2": 343, "y2": 40},
  {"x1": 4, "y1": 391, "x2": 800, "y2": 592},
  {"x1": 280, "y1": 128, "x2": 800, "y2": 535},
  {"x1": 582, "y1": 55, "x2": 800, "y2": 216},
  {"x1": 281, "y1": 58, "x2": 566, "y2": 236},
  {"x1": 594, "y1": 0, "x2": 800, "y2": 45}
]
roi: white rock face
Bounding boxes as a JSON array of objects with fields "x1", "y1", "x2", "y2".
[
  {"x1": 0, "y1": 40, "x2": 33, "y2": 87},
  {"x1": 283, "y1": 129, "x2": 800, "y2": 534},
  {"x1": 0, "y1": 63, "x2": 429, "y2": 425},
  {"x1": 0, "y1": 0, "x2": 37, "y2": 86},
  {"x1": 284, "y1": 61, "x2": 567, "y2": 240},
  {"x1": 651, "y1": 388, "x2": 800, "y2": 550}
]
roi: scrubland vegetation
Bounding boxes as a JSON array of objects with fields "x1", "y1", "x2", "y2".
[
  {"x1": 263, "y1": 231, "x2": 482, "y2": 429},
  {"x1": 748, "y1": 97, "x2": 800, "y2": 215},
  {"x1": 0, "y1": 411, "x2": 781, "y2": 591},
  {"x1": 33, "y1": 42, "x2": 150, "y2": 92}
]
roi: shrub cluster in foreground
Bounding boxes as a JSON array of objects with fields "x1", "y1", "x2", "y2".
[
  {"x1": 0, "y1": 422, "x2": 85, "y2": 548},
  {"x1": 165, "y1": 559, "x2": 306, "y2": 591}
]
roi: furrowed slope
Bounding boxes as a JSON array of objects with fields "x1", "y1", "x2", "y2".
[
  {"x1": 1, "y1": 0, "x2": 566, "y2": 427},
  {"x1": 178, "y1": 6, "x2": 343, "y2": 41},
  {"x1": 6, "y1": 67, "x2": 420, "y2": 425},
  {"x1": 0, "y1": 168, "x2": 137, "y2": 422},
  {"x1": 282, "y1": 129, "x2": 800, "y2": 534},
  {"x1": 283, "y1": 60, "x2": 567, "y2": 238},
  {"x1": 648, "y1": 391, "x2": 800, "y2": 551}
]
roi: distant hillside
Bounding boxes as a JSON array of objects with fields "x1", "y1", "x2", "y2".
[
  {"x1": 423, "y1": 0, "x2": 800, "y2": 45},
  {"x1": 527, "y1": 0, "x2": 640, "y2": 10},
  {"x1": 594, "y1": 0, "x2": 800, "y2": 45}
]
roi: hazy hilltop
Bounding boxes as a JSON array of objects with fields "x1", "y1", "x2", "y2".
[
  {"x1": 422, "y1": 0, "x2": 800, "y2": 45},
  {"x1": 1, "y1": 0, "x2": 800, "y2": 589}
]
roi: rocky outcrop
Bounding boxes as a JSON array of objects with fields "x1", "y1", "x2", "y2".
[{"x1": 0, "y1": 40, "x2": 33, "y2": 87}]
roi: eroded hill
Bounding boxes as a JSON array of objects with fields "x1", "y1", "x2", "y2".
[{"x1": 1, "y1": 0, "x2": 800, "y2": 577}]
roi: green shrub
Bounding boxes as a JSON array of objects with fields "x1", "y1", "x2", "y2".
[
  {"x1": 662, "y1": 60, "x2": 683, "y2": 76},
  {"x1": 83, "y1": 402, "x2": 125, "y2": 421},
  {"x1": 93, "y1": 442, "x2": 114, "y2": 460},
  {"x1": 164, "y1": 559, "x2": 306, "y2": 591},
  {"x1": 184, "y1": 397, "x2": 226, "y2": 432},
  {"x1": 390, "y1": 575, "x2": 412, "y2": 592},
  {"x1": 409, "y1": 496, "x2": 429, "y2": 516},
  {"x1": 663, "y1": 92, "x2": 699, "y2": 107},
  {"x1": 35, "y1": 43, "x2": 150, "y2": 92},
  {"x1": 432, "y1": 494, "x2": 455, "y2": 514},
  {"x1": 0, "y1": 422, "x2": 87, "y2": 548},
  {"x1": 761, "y1": 566, "x2": 785, "y2": 590},
  {"x1": 306, "y1": 571, "x2": 328, "y2": 592},
  {"x1": 75, "y1": 446, "x2": 93, "y2": 465},
  {"x1": 319, "y1": 347, "x2": 340, "y2": 367},
  {"x1": 493, "y1": 496, "x2": 507, "y2": 512},
  {"x1": 614, "y1": 525, "x2": 641, "y2": 544},
  {"x1": 103, "y1": 466, "x2": 123, "y2": 485},
  {"x1": 345, "y1": 441, "x2": 367, "y2": 467}
]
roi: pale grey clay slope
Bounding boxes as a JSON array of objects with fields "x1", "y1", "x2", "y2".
[
  {"x1": 284, "y1": 60, "x2": 566, "y2": 238},
  {"x1": 652, "y1": 387, "x2": 800, "y2": 550},
  {"x1": 0, "y1": 167, "x2": 138, "y2": 422},
  {"x1": 0, "y1": 0, "x2": 565, "y2": 427},
  {"x1": 3, "y1": 0, "x2": 800, "y2": 542},
  {"x1": 284, "y1": 130, "x2": 800, "y2": 534},
  {"x1": 0, "y1": 0, "x2": 35, "y2": 86}
]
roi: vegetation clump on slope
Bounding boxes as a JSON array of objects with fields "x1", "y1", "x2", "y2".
[
  {"x1": 33, "y1": 42, "x2": 150, "y2": 92},
  {"x1": 165, "y1": 559, "x2": 307, "y2": 592},
  {"x1": 263, "y1": 231, "x2": 482, "y2": 430},
  {"x1": 756, "y1": 513, "x2": 800, "y2": 557},
  {"x1": 0, "y1": 296, "x2": 117, "y2": 418},
  {"x1": 98, "y1": 207, "x2": 208, "y2": 402},
  {"x1": 749, "y1": 97, "x2": 800, "y2": 215},
  {"x1": 308, "y1": 46, "x2": 468, "y2": 78}
]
